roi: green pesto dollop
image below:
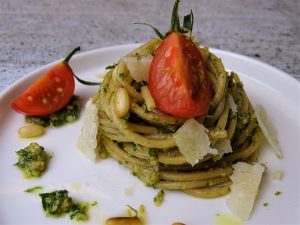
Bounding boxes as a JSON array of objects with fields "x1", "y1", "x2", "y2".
[
  {"x1": 153, "y1": 190, "x2": 165, "y2": 207},
  {"x1": 39, "y1": 190, "x2": 73, "y2": 216},
  {"x1": 25, "y1": 95, "x2": 81, "y2": 127},
  {"x1": 15, "y1": 142, "x2": 50, "y2": 178},
  {"x1": 39, "y1": 190, "x2": 89, "y2": 221},
  {"x1": 70, "y1": 202, "x2": 89, "y2": 221}
]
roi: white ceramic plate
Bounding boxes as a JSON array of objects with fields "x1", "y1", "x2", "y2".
[{"x1": 0, "y1": 44, "x2": 299, "y2": 225}]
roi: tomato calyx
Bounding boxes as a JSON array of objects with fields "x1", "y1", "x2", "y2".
[
  {"x1": 135, "y1": 0, "x2": 193, "y2": 39},
  {"x1": 65, "y1": 47, "x2": 101, "y2": 86},
  {"x1": 166, "y1": 0, "x2": 193, "y2": 37},
  {"x1": 63, "y1": 46, "x2": 81, "y2": 65}
]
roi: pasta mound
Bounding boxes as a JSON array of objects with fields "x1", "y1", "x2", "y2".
[{"x1": 81, "y1": 39, "x2": 263, "y2": 198}]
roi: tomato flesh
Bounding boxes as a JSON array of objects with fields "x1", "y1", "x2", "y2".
[
  {"x1": 11, "y1": 63, "x2": 75, "y2": 116},
  {"x1": 148, "y1": 32, "x2": 211, "y2": 118}
]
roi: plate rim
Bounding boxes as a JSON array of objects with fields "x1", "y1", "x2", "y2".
[{"x1": 1, "y1": 44, "x2": 299, "y2": 101}]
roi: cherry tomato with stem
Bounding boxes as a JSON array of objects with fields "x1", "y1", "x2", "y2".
[
  {"x1": 11, "y1": 47, "x2": 100, "y2": 116},
  {"x1": 145, "y1": 0, "x2": 211, "y2": 118}
]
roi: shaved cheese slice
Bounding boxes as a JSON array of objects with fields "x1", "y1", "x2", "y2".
[
  {"x1": 215, "y1": 213, "x2": 243, "y2": 225},
  {"x1": 122, "y1": 55, "x2": 153, "y2": 82},
  {"x1": 255, "y1": 104, "x2": 283, "y2": 158},
  {"x1": 214, "y1": 138, "x2": 233, "y2": 155},
  {"x1": 77, "y1": 98, "x2": 100, "y2": 162},
  {"x1": 174, "y1": 119, "x2": 218, "y2": 166},
  {"x1": 228, "y1": 95, "x2": 237, "y2": 113},
  {"x1": 226, "y1": 162, "x2": 265, "y2": 221}
]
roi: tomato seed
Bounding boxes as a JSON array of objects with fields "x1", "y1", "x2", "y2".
[
  {"x1": 42, "y1": 98, "x2": 48, "y2": 104},
  {"x1": 27, "y1": 96, "x2": 33, "y2": 101},
  {"x1": 56, "y1": 87, "x2": 63, "y2": 93}
]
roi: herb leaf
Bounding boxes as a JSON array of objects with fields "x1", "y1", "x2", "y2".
[
  {"x1": 24, "y1": 186, "x2": 43, "y2": 193},
  {"x1": 105, "y1": 63, "x2": 118, "y2": 70}
]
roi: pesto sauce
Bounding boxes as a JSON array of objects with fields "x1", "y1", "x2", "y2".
[
  {"x1": 39, "y1": 190, "x2": 73, "y2": 216},
  {"x1": 25, "y1": 95, "x2": 81, "y2": 128},
  {"x1": 91, "y1": 201, "x2": 98, "y2": 206},
  {"x1": 105, "y1": 63, "x2": 118, "y2": 70},
  {"x1": 70, "y1": 202, "x2": 89, "y2": 221},
  {"x1": 24, "y1": 186, "x2": 43, "y2": 193},
  {"x1": 263, "y1": 202, "x2": 269, "y2": 207},
  {"x1": 153, "y1": 190, "x2": 165, "y2": 207},
  {"x1": 275, "y1": 191, "x2": 282, "y2": 196},
  {"x1": 124, "y1": 204, "x2": 147, "y2": 225},
  {"x1": 127, "y1": 204, "x2": 138, "y2": 217},
  {"x1": 15, "y1": 142, "x2": 50, "y2": 178},
  {"x1": 39, "y1": 190, "x2": 89, "y2": 221}
]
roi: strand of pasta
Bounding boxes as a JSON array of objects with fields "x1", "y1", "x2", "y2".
[
  {"x1": 205, "y1": 95, "x2": 226, "y2": 126},
  {"x1": 154, "y1": 176, "x2": 230, "y2": 190},
  {"x1": 226, "y1": 111, "x2": 237, "y2": 140},
  {"x1": 159, "y1": 167, "x2": 233, "y2": 181},
  {"x1": 207, "y1": 53, "x2": 227, "y2": 108},
  {"x1": 130, "y1": 102, "x2": 183, "y2": 126},
  {"x1": 183, "y1": 181, "x2": 232, "y2": 198}
]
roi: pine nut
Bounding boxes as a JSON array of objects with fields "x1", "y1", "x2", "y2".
[
  {"x1": 114, "y1": 86, "x2": 130, "y2": 117},
  {"x1": 18, "y1": 124, "x2": 45, "y2": 138},
  {"x1": 105, "y1": 217, "x2": 142, "y2": 225}
]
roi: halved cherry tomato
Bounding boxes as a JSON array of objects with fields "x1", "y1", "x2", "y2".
[
  {"x1": 148, "y1": 32, "x2": 211, "y2": 118},
  {"x1": 11, "y1": 47, "x2": 79, "y2": 116}
]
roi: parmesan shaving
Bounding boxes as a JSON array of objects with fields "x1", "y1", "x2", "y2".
[
  {"x1": 122, "y1": 55, "x2": 152, "y2": 82},
  {"x1": 174, "y1": 119, "x2": 218, "y2": 166},
  {"x1": 255, "y1": 104, "x2": 283, "y2": 158},
  {"x1": 226, "y1": 162, "x2": 265, "y2": 221},
  {"x1": 215, "y1": 213, "x2": 243, "y2": 225},
  {"x1": 214, "y1": 138, "x2": 233, "y2": 155},
  {"x1": 77, "y1": 98, "x2": 100, "y2": 162},
  {"x1": 228, "y1": 94, "x2": 237, "y2": 112}
]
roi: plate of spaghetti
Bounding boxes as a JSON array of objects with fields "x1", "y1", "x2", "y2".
[{"x1": 0, "y1": 1, "x2": 300, "y2": 225}]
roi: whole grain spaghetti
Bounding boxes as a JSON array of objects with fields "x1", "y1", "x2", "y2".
[{"x1": 87, "y1": 38, "x2": 263, "y2": 198}]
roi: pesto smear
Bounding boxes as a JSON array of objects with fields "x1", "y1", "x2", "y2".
[
  {"x1": 15, "y1": 142, "x2": 50, "y2": 178},
  {"x1": 26, "y1": 95, "x2": 81, "y2": 127},
  {"x1": 70, "y1": 202, "x2": 89, "y2": 221},
  {"x1": 24, "y1": 186, "x2": 44, "y2": 193},
  {"x1": 154, "y1": 190, "x2": 165, "y2": 207},
  {"x1": 39, "y1": 190, "x2": 89, "y2": 221}
]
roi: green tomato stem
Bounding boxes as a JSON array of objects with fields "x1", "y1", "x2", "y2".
[
  {"x1": 63, "y1": 46, "x2": 101, "y2": 86},
  {"x1": 63, "y1": 46, "x2": 81, "y2": 65}
]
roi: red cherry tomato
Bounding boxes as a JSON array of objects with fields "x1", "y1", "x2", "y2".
[
  {"x1": 11, "y1": 47, "x2": 79, "y2": 116},
  {"x1": 148, "y1": 32, "x2": 211, "y2": 118}
]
